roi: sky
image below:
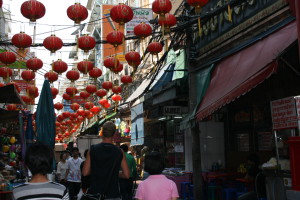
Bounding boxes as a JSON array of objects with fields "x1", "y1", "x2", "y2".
[{"x1": 8, "y1": 0, "x2": 89, "y2": 106}]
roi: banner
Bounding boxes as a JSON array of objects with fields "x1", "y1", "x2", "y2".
[
  {"x1": 125, "y1": 8, "x2": 153, "y2": 36},
  {"x1": 131, "y1": 103, "x2": 144, "y2": 146}
]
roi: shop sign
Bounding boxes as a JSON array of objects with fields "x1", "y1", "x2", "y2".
[
  {"x1": 270, "y1": 96, "x2": 298, "y2": 130},
  {"x1": 163, "y1": 106, "x2": 181, "y2": 116},
  {"x1": 125, "y1": 8, "x2": 153, "y2": 36}
]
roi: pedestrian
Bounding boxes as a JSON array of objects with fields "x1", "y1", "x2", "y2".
[
  {"x1": 80, "y1": 149, "x2": 91, "y2": 193},
  {"x1": 135, "y1": 151, "x2": 179, "y2": 200},
  {"x1": 66, "y1": 147, "x2": 83, "y2": 200},
  {"x1": 57, "y1": 152, "x2": 68, "y2": 186},
  {"x1": 13, "y1": 142, "x2": 69, "y2": 200},
  {"x1": 119, "y1": 144, "x2": 137, "y2": 200},
  {"x1": 82, "y1": 121, "x2": 130, "y2": 200}
]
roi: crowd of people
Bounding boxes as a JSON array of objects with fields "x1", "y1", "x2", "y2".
[{"x1": 12, "y1": 121, "x2": 180, "y2": 200}]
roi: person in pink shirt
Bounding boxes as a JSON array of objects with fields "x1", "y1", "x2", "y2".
[{"x1": 135, "y1": 152, "x2": 179, "y2": 200}]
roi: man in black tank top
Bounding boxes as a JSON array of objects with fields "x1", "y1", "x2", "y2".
[{"x1": 82, "y1": 121, "x2": 130, "y2": 199}]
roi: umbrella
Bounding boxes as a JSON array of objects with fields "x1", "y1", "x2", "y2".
[{"x1": 36, "y1": 80, "x2": 56, "y2": 149}]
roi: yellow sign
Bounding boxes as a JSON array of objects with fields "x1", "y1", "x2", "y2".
[{"x1": 116, "y1": 54, "x2": 126, "y2": 62}]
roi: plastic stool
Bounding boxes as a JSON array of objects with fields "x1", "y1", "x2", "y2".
[
  {"x1": 180, "y1": 182, "x2": 191, "y2": 200},
  {"x1": 223, "y1": 188, "x2": 237, "y2": 200}
]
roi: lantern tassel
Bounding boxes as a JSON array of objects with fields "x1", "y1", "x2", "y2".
[
  {"x1": 228, "y1": 4, "x2": 232, "y2": 22},
  {"x1": 123, "y1": 36, "x2": 125, "y2": 55},
  {"x1": 198, "y1": 17, "x2": 202, "y2": 37},
  {"x1": 33, "y1": 25, "x2": 36, "y2": 45}
]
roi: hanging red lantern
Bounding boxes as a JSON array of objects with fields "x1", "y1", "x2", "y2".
[
  {"x1": 77, "y1": 116, "x2": 84, "y2": 122},
  {"x1": 21, "y1": 70, "x2": 35, "y2": 82},
  {"x1": 99, "y1": 99, "x2": 108, "y2": 106},
  {"x1": 71, "y1": 113, "x2": 79, "y2": 118},
  {"x1": 0, "y1": 83, "x2": 5, "y2": 87},
  {"x1": 34, "y1": 91, "x2": 39, "y2": 98},
  {"x1": 62, "y1": 111, "x2": 71, "y2": 119},
  {"x1": 147, "y1": 42, "x2": 163, "y2": 55},
  {"x1": 87, "y1": 112, "x2": 94, "y2": 119},
  {"x1": 77, "y1": 60, "x2": 93, "y2": 74},
  {"x1": 90, "y1": 106, "x2": 101, "y2": 114},
  {"x1": 26, "y1": 85, "x2": 38, "y2": 96},
  {"x1": 51, "y1": 87, "x2": 59, "y2": 97},
  {"x1": 21, "y1": 0, "x2": 46, "y2": 23},
  {"x1": 78, "y1": 35, "x2": 96, "y2": 53},
  {"x1": 54, "y1": 102, "x2": 64, "y2": 110},
  {"x1": 43, "y1": 34, "x2": 63, "y2": 54},
  {"x1": 121, "y1": 75, "x2": 133, "y2": 84},
  {"x1": 84, "y1": 110, "x2": 91, "y2": 117},
  {"x1": 26, "y1": 57, "x2": 43, "y2": 72},
  {"x1": 112, "y1": 86, "x2": 122, "y2": 94},
  {"x1": 77, "y1": 109, "x2": 85, "y2": 117},
  {"x1": 67, "y1": 3, "x2": 88, "y2": 24},
  {"x1": 86, "y1": 84, "x2": 97, "y2": 94},
  {"x1": 103, "y1": 103, "x2": 111, "y2": 109},
  {"x1": 112, "y1": 94, "x2": 122, "y2": 102},
  {"x1": 11, "y1": 32, "x2": 32, "y2": 51},
  {"x1": 134, "y1": 22, "x2": 152, "y2": 39},
  {"x1": 110, "y1": 3, "x2": 134, "y2": 25},
  {"x1": 112, "y1": 63, "x2": 123, "y2": 74},
  {"x1": 125, "y1": 51, "x2": 141, "y2": 68},
  {"x1": 6, "y1": 104, "x2": 17, "y2": 111},
  {"x1": 89, "y1": 68, "x2": 102, "y2": 80},
  {"x1": 102, "y1": 81, "x2": 113, "y2": 90},
  {"x1": 95, "y1": 89, "x2": 107, "y2": 97},
  {"x1": 66, "y1": 70, "x2": 80, "y2": 82},
  {"x1": 106, "y1": 30, "x2": 124, "y2": 47},
  {"x1": 66, "y1": 87, "x2": 78, "y2": 96},
  {"x1": 53, "y1": 59, "x2": 68, "y2": 74},
  {"x1": 152, "y1": 0, "x2": 172, "y2": 17},
  {"x1": 80, "y1": 91, "x2": 90, "y2": 99},
  {"x1": 44, "y1": 71, "x2": 58, "y2": 83},
  {"x1": 84, "y1": 102, "x2": 94, "y2": 110},
  {"x1": 104, "y1": 57, "x2": 120, "y2": 69},
  {"x1": 21, "y1": 96, "x2": 33, "y2": 104},
  {"x1": 186, "y1": 0, "x2": 208, "y2": 11},
  {"x1": 0, "y1": 67, "x2": 13, "y2": 81},
  {"x1": 63, "y1": 93, "x2": 71, "y2": 101},
  {"x1": 158, "y1": 13, "x2": 177, "y2": 33},
  {"x1": 70, "y1": 103, "x2": 80, "y2": 111},
  {"x1": 55, "y1": 121, "x2": 61, "y2": 127},
  {"x1": 0, "y1": 52, "x2": 16, "y2": 65}
]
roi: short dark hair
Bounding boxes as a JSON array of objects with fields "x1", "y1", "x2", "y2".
[
  {"x1": 120, "y1": 144, "x2": 128, "y2": 152},
  {"x1": 25, "y1": 142, "x2": 53, "y2": 175},
  {"x1": 60, "y1": 152, "x2": 66, "y2": 160},
  {"x1": 102, "y1": 121, "x2": 116, "y2": 137},
  {"x1": 144, "y1": 152, "x2": 165, "y2": 175}
]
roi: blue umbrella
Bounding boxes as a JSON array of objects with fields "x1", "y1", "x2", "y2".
[{"x1": 36, "y1": 80, "x2": 56, "y2": 149}]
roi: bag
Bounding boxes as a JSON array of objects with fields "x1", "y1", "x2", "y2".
[{"x1": 80, "y1": 193, "x2": 106, "y2": 200}]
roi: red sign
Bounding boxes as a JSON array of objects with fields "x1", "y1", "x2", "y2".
[{"x1": 14, "y1": 80, "x2": 34, "y2": 91}]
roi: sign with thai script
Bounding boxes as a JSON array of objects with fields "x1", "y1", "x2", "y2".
[
  {"x1": 125, "y1": 8, "x2": 153, "y2": 36},
  {"x1": 164, "y1": 106, "x2": 182, "y2": 116}
]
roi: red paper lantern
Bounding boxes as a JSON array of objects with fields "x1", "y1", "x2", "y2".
[
  {"x1": 21, "y1": 70, "x2": 35, "y2": 82},
  {"x1": 152, "y1": 0, "x2": 172, "y2": 16},
  {"x1": 186, "y1": 0, "x2": 208, "y2": 10},
  {"x1": 134, "y1": 22, "x2": 152, "y2": 39},
  {"x1": 66, "y1": 70, "x2": 80, "y2": 82},
  {"x1": 77, "y1": 60, "x2": 93, "y2": 74},
  {"x1": 43, "y1": 34, "x2": 63, "y2": 53},
  {"x1": 53, "y1": 59, "x2": 68, "y2": 74},
  {"x1": 90, "y1": 106, "x2": 101, "y2": 114},
  {"x1": 84, "y1": 102, "x2": 94, "y2": 110},
  {"x1": 21, "y1": 0, "x2": 46, "y2": 22},
  {"x1": 78, "y1": 116, "x2": 84, "y2": 121},
  {"x1": 34, "y1": 91, "x2": 39, "y2": 98},
  {"x1": 44, "y1": 71, "x2": 58, "y2": 83},
  {"x1": 63, "y1": 93, "x2": 71, "y2": 101},
  {"x1": 0, "y1": 67, "x2": 13, "y2": 80},
  {"x1": 0, "y1": 0, "x2": 2, "y2": 8},
  {"x1": 26, "y1": 57, "x2": 43, "y2": 71},
  {"x1": 99, "y1": 99, "x2": 108, "y2": 106},
  {"x1": 102, "y1": 81, "x2": 113, "y2": 90},
  {"x1": 106, "y1": 30, "x2": 124, "y2": 47},
  {"x1": 112, "y1": 63, "x2": 123, "y2": 73},
  {"x1": 11, "y1": 32, "x2": 32, "y2": 50},
  {"x1": 71, "y1": 113, "x2": 79, "y2": 118},
  {"x1": 55, "y1": 121, "x2": 61, "y2": 127},
  {"x1": 0, "y1": 83, "x2": 5, "y2": 87},
  {"x1": 147, "y1": 42, "x2": 163, "y2": 55},
  {"x1": 112, "y1": 94, "x2": 122, "y2": 102},
  {"x1": 110, "y1": 3, "x2": 134, "y2": 25},
  {"x1": 67, "y1": 3, "x2": 88, "y2": 24},
  {"x1": 86, "y1": 84, "x2": 97, "y2": 94},
  {"x1": 54, "y1": 103, "x2": 64, "y2": 110},
  {"x1": 66, "y1": 87, "x2": 78, "y2": 96},
  {"x1": 70, "y1": 103, "x2": 80, "y2": 111},
  {"x1": 6, "y1": 104, "x2": 17, "y2": 111},
  {"x1": 21, "y1": 95, "x2": 33, "y2": 104},
  {"x1": 158, "y1": 13, "x2": 177, "y2": 32},
  {"x1": 112, "y1": 86, "x2": 122, "y2": 94},
  {"x1": 125, "y1": 51, "x2": 141, "y2": 68},
  {"x1": 62, "y1": 111, "x2": 71, "y2": 118},
  {"x1": 51, "y1": 87, "x2": 59, "y2": 97},
  {"x1": 104, "y1": 57, "x2": 120, "y2": 69},
  {"x1": 80, "y1": 91, "x2": 90, "y2": 99},
  {"x1": 89, "y1": 68, "x2": 102, "y2": 79},
  {"x1": 84, "y1": 110, "x2": 91, "y2": 117},
  {"x1": 95, "y1": 89, "x2": 107, "y2": 97},
  {"x1": 0, "y1": 52, "x2": 16, "y2": 65},
  {"x1": 77, "y1": 109, "x2": 85, "y2": 116},
  {"x1": 121, "y1": 75, "x2": 133, "y2": 84},
  {"x1": 26, "y1": 85, "x2": 38, "y2": 96},
  {"x1": 78, "y1": 35, "x2": 96, "y2": 53},
  {"x1": 103, "y1": 103, "x2": 111, "y2": 109}
]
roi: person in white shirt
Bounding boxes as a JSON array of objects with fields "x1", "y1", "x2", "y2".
[
  {"x1": 66, "y1": 147, "x2": 83, "y2": 200},
  {"x1": 57, "y1": 152, "x2": 68, "y2": 186}
]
